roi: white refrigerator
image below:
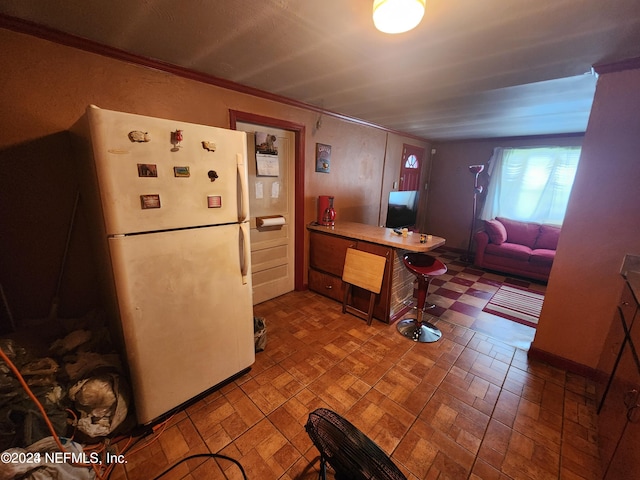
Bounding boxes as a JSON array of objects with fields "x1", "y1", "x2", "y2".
[{"x1": 74, "y1": 105, "x2": 255, "y2": 425}]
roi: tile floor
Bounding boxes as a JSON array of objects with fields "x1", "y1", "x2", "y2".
[
  {"x1": 424, "y1": 248, "x2": 543, "y2": 352},
  {"x1": 108, "y1": 248, "x2": 601, "y2": 480}
]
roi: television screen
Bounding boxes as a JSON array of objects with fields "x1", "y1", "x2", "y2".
[{"x1": 386, "y1": 191, "x2": 419, "y2": 228}]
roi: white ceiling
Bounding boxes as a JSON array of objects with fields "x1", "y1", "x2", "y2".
[{"x1": 2, "y1": 0, "x2": 640, "y2": 141}]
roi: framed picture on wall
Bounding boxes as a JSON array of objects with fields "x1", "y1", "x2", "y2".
[{"x1": 316, "y1": 143, "x2": 331, "y2": 173}]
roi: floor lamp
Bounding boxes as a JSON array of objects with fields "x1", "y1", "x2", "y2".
[{"x1": 462, "y1": 164, "x2": 485, "y2": 263}]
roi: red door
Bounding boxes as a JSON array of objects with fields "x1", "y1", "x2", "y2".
[{"x1": 399, "y1": 144, "x2": 425, "y2": 191}]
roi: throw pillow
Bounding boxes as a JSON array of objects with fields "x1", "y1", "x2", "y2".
[
  {"x1": 535, "y1": 224, "x2": 561, "y2": 250},
  {"x1": 497, "y1": 217, "x2": 540, "y2": 248},
  {"x1": 484, "y1": 219, "x2": 507, "y2": 245}
]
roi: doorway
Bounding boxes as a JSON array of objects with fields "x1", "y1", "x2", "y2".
[
  {"x1": 399, "y1": 144, "x2": 425, "y2": 191},
  {"x1": 230, "y1": 111, "x2": 305, "y2": 304}
]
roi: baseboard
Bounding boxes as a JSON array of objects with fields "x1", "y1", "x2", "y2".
[{"x1": 527, "y1": 346, "x2": 599, "y2": 381}]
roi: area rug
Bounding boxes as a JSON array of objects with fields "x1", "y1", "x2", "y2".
[{"x1": 482, "y1": 285, "x2": 544, "y2": 328}]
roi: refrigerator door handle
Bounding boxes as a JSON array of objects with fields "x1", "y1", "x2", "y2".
[
  {"x1": 237, "y1": 153, "x2": 249, "y2": 222},
  {"x1": 240, "y1": 222, "x2": 250, "y2": 285}
]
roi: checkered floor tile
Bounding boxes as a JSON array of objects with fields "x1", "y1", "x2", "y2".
[{"x1": 412, "y1": 247, "x2": 546, "y2": 350}]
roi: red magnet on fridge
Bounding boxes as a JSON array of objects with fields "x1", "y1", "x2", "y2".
[
  {"x1": 207, "y1": 195, "x2": 222, "y2": 208},
  {"x1": 172, "y1": 129, "x2": 183, "y2": 150}
]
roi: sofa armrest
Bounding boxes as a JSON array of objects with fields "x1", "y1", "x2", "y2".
[{"x1": 473, "y1": 231, "x2": 489, "y2": 266}]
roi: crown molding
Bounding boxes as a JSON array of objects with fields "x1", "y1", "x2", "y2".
[
  {"x1": 593, "y1": 56, "x2": 640, "y2": 75},
  {"x1": 1, "y1": 14, "x2": 429, "y2": 142}
]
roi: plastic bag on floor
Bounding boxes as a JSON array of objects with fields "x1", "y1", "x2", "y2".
[
  {"x1": 254, "y1": 316, "x2": 267, "y2": 352},
  {"x1": 0, "y1": 436, "x2": 96, "y2": 480},
  {"x1": 68, "y1": 372, "x2": 129, "y2": 438}
]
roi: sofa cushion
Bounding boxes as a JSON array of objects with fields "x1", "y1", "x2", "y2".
[
  {"x1": 497, "y1": 217, "x2": 540, "y2": 248},
  {"x1": 485, "y1": 242, "x2": 533, "y2": 262},
  {"x1": 534, "y1": 224, "x2": 561, "y2": 250},
  {"x1": 484, "y1": 219, "x2": 507, "y2": 245},
  {"x1": 530, "y1": 249, "x2": 555, "y2": 266}
]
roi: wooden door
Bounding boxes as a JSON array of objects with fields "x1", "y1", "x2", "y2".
[
  {"x1": 399, "y1": 144, "x2": 425, "y2": 191},
  {"x1": 237, "y1": 123, "x2": 295, "y2": 305}
]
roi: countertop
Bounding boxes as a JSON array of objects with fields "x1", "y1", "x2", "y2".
[{"x1": 307, "y1": 221, "x2": 445, "y2": 252}]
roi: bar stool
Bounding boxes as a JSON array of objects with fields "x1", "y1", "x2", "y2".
[{"x1": 397, "y1": 253, "x2": 447, "y2": 343}]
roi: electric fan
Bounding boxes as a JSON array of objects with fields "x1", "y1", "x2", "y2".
[{"x1": 305, "y1": 408, "x2": 407, "y2": 480}]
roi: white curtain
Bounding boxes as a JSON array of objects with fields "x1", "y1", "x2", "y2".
[{"x1": 480, "y1": 146, "x2": 581, "y2": 225}]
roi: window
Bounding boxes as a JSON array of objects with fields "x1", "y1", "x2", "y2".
[
  {"x1": 404, "y1": 154, "x2": 418, "y2": 168},
  {"x1": 480, "y1": 146, "x2": 581, "y2": 225}
]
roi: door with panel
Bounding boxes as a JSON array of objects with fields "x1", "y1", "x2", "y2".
[
  {"x1": 399, "y1": 144, "x2": 425, "y2": 191},
  {"x1": 237, "y1": 123, "x2": 295, "y2": 304}
]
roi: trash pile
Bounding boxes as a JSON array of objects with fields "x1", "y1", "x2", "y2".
[{"x1": 0, "y1": 310, "x2": 131, "y2": 454}]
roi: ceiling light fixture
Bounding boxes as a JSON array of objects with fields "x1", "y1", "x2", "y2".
[{"x1": 373, "y1": 0, "x2": 426, "y2": 34}]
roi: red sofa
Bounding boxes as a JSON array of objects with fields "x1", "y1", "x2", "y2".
[{"x1": 473, "y1": 217, "x2": 560, "y2": 282}]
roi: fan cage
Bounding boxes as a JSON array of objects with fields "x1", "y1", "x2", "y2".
[{"x1": 305, "y1": 408, "x2": 407, "y2": 480}]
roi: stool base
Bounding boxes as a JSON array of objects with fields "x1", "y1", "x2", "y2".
[
  {"x1": 397, "y1": 318, "x2": 442, "y2": 343},
  {"x1": 404, "y1": 301, "x2": 436, "y2": 311}
]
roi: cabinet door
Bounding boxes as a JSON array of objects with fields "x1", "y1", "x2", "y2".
[
  {"x1": 600, "y1": 337, "x2": 640, "y2": 477},
  {"x1": 609, "y1": 315, "x2": 640, "y2": 479},
  {"x1": 309, "y1": 231, "x2": 356, "y2": 277},
  {"x1": 597, "y1": 307, "x2": 628, "y2": 409},
  {"x1": 605, "y1": 413, "x2": 640, "y2": 479}
]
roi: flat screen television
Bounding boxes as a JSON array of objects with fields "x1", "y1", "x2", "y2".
[{"x1": 385, "y1": 190, "x2": 419, "y2": 229}]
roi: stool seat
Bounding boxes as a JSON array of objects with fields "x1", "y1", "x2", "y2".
[
  {"x1": 403, "y1": 253, "x2": 447, "y2": 277},
  {"x1": 397, "y1": 253, "x2": 447, "y2": 343}
]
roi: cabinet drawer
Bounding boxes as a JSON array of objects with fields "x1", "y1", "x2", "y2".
[
  {"x1": 309, "y1": 231, "x2": 356, "y2": 276},
  {"x1": 309, "y1": 268, "x2": 345, "y2": 302}
]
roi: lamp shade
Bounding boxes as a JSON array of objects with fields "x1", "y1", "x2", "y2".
[
  {"x1": 373, "y1": 0, "x2": 426, "y2": 34},
  {"x1": 468, "y1": 164, "x2": 485, "y2": 175}
]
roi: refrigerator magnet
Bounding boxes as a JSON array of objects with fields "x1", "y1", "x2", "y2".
[
  {"x1": 137, "y1": 164, "x2": 158, "y2": 177},
  {"x1": 174, "y1": 166, "x2": 190, "y2": 177},
  {"x1": 140, "y1": 194, "x2": 161, "y2": 209},
  {"x1": 202, "y1": 141, "x2": 216, "y2": 152},
  {"x1": 128, "y1": 131, "x2": 150, "y2": 142},
  {"x1": 207, "y1": 195, "x2": 222, "y2": 208}
]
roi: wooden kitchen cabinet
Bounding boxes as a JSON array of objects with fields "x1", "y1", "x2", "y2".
[
  {"x1": 598, "y1": 337, "x2": 639, "y2": 477},
  {"x1": 605, "y1": 404, "x2": 640, "y2": 479},
  {"x1": 597, "y1": 276, "x2": 640, "y2": 478},
  {"x1": 596, "y1": 306, "x2": 628, "y2": 408},
  {"x1": 308, "y1": 230, "x2": 393, "y2": 322},
  {"x1": 307, "y1": 223, "x2": 445, "y2": 324},
  {"x1": 309, "y1": 231, "x2": 356, "y2": 277},
  {"x1": 308, "y1": 231, "x2": 355, "y2": 303}
]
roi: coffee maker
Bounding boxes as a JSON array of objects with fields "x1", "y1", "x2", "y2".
[{"x1": 317, "y1": 195, "x2": 336, "y2": 226}]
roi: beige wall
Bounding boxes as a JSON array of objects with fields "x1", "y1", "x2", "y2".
[
  {"x1": 4, "y1": 26, "x2": 638, "y2": 375},
  {"x1": 0, "y1": 28, "x2": 428, "y2": 322},
  {"x1": 532, "y1": 66, "x2": 640, "y2": 369}
]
